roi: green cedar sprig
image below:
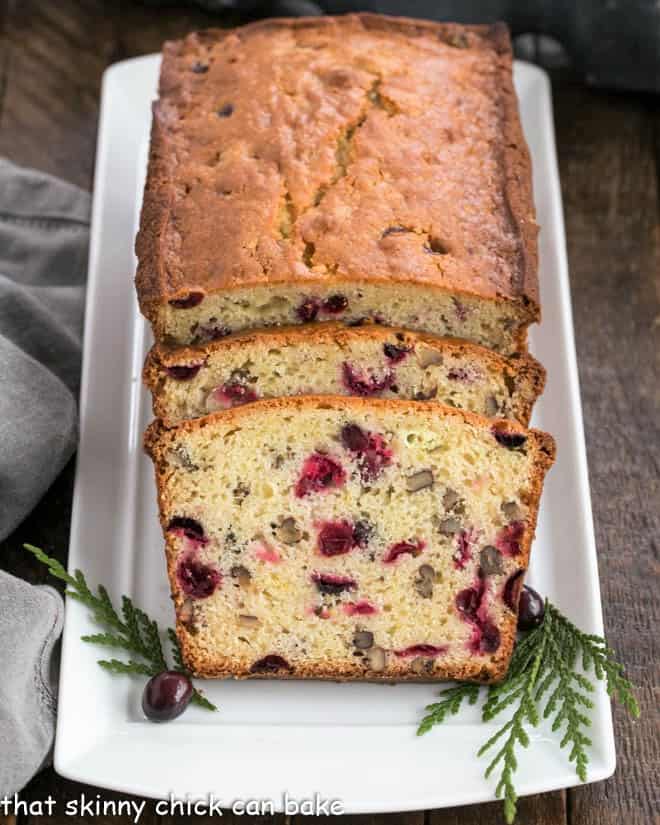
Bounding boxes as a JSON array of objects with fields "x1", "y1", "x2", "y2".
[
  {"x1": 418, "y1": 599, "x2": 639, "y2": 824},
  {"x1": 416, "y1": 682, "x2": 481, "y2": 734},
  {"x1": 24, "y1": 544, "x2": 217, "y2": 712}
]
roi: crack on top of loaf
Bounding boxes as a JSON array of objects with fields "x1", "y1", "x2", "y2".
[
  {"x1": 278, "y1": 191, "x2": 296, "y2": 240},
  {"x1": 284, "y1": 72, "x2": 401, "y2": 271},
  {"x1": 302, "y1": 241, "x2": 316, "y2": 267},
  {"x1": 424, "y1": 235, "x2": 451, "y2": 255},
  {"x1": 379, "y1": 224, "x2": 452, "y2": 266},
  {"x1": 313, "y1": 75, "x2": 393, "y2": 208},
  {"x1": 367, "y1": 78, "x2": 400, "y2": 116}
]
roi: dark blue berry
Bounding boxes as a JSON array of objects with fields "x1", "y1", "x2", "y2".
[
  {"x1": 322, "y1": 294, "x2": 348, "y2": 314},
  {"x1": 517, "y1": 585, "x2": 545, "y2": 631},
  {"x1": 167, "y1": 517, "x2": 205, "y2": 542},
  {"x1": 176, "y1": 556, "x2": 221, "y2": 599},
  {"x1": 169, "y1": 292, "x2": 204, "y2": 309},
  {"x1": 250, "y1": 655, "x2": 292, "y2": 674},
  {"x1": 493, "y1": 430, "x2": 527, "y2": 449},
  {"x1": 166, "y1": 364, "x2": 202, "y2": 381},
  {"x1": 142, "y1": 671, "x2": 193, "y2": 722},
  {"x1": 296, "y1": 297, "x2": 320, "y2": 322},
  {"x1": 383, "y1": 343, "x2": 411, "y2": 363}
]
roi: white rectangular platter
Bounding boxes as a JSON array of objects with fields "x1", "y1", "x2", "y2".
[{"x1": 55, "y1": 55, "x2": 615, "y2": 812}]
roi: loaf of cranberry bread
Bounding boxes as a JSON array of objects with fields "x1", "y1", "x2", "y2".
[
  {"x1": 145, "y1": 396, "x2": 555, "y2": 681},
  {"x1": 136, "y1": 15, "x2": 538, "y2": 355},
  {"x1": 144, "y1": 323, "x2": 545, "y2": 428}
]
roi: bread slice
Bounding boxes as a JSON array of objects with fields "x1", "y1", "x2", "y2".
[
  {"x1": 145, "y1": 396, "x2": 555, "y2": 682},
  {"x1": 144, "y1": 323, "x2": 545, "y2": 428},
  {"x1": 135, "y1": 15, "x2": 538, "y2": 354}
]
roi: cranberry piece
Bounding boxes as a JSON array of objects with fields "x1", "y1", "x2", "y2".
[
  {"x1": 493, "y1": 429, "x2": 527, "y2": 449},
  {"x1": 322, "y1": 294, "x2": 348, "y2": 314},
  {"x1": 169, "y1": 292, "x2": 204, "y2": 309},
  {"x1": 517, "y1": 585, "x2": 545, "y2": 630},
  {"x1": 503, "y1": 569, "x2": 525, "y2": 611},
  {"x1": 312, "y1": 572, "x2": 357, "y2": 595},
  {"x1": 255, "y1": 542, "x2": 281, "y2": 564},
  {"x1": 394, "y1": 644, "x2": 447, "y2": 658},
  {"x1": 455, "y1": 583, "x2": 484, "y2": 620},
  {"x1": 360, "y1": 432, "x2": 393, "y2": 480},
  {"x1": 384, "y1": 539, "x2": 425, "y2": 564},
  {"x1": 340, "y1": 424, "x2": 393, "y2": 481},
  {"x1": 453, "y1": 529, "x2": 474, "y2": 570},
  {"x1": 456, "y1": 576, "x2": 501, "y2": 654},
  {"x1": 340, "y1": 423, "x2": 370, "y2": 453},
  {"x1": 142, "y1": 671, "x2": 193, "y2": 722},
  {"x1": 167, "y1": 517, "x2": 206, "y2": 543},
  {"x1": 352, "y1": 519, "x2": 374, "y2": 547},
  {"x1": 447, "y1": 367, "x2": 476, "y2": 382},
  {"x1": 317, "y1": 520, "x2": 356, "y2": 557},
  {"x1": 342, "y1": 362, "x2": 394, "y2": 396},
  {"x1": 217, "y1": 103, "x2": 234, "y2": 117},
  {"x1": 496, "y1": 521, "x2": 525, "y2": 557},
  {"x1": 224, "y1": 382, "x2": 257, "y2": 405},
  {"x1": 166, "y1": 363, "x2": 203, "y2": 381},
  {"x1": 383, "y1": 343, "x2": 411, "y2": 363},
  {"x1": 476, "y1": 621, "x2": 501, "y2": 654},
  {"x1": 210, "y1": 382, "x2": 258, "y2": 409},
  {"x1": 453, "y1": 298, "x2": 468, "y2": 321},
  {"x1": 176, "y1": 555, "x2": 221, "y2": 599},
  {"x1": 360, "y1": 433, "x2": 392, "y2": 481},
  {"x1": 295, "y1": 453, "x2": 346, "y2": 498},
  {"x1": 343, "y1": 600, "x2": 377, "y2": 616},
  {"x1": 296, "y1": 297, "x2": 320, "y2": 322},
  {"x1": 250, "y1": 655, "x2": 293, "y2": 674},
  {"x1": 196, "y1": 324, "x2": 231, "y2": 342}
]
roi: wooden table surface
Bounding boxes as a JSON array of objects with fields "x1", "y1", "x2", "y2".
[{"x1": 1, "y1": 2, "x2": 657, "y2": 824}]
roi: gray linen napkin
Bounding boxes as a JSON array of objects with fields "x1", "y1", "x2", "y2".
[
  {"x1": 0, "y1": 158, "x2": 89, "y2": 796},
  {"x1": 0, "y1": 573, "x2": 64, "y2": 795}
]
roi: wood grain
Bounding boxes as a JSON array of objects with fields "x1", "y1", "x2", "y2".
[
  {"x1": 429, "y1": 792, "x2": 566, "y2": 823},
  {"x1": 0, "y1": 0, "x2": 219, "y2": 189},
  {"x1": 0, "y1": 4, "x2": 657, "y2": 825},
  {"x1": 553, "y1": 77, "x2": 660, "y2": 825}
]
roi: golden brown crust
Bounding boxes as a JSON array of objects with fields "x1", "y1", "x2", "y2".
[
  {"x1": 170, "y1": 556, "x2": 518, "y2": 682},
  {"x1": 487, "y1": 22, "x2": 539, "y2": 309},
  {"x1": 134, "y1": 101, "x2": 178, "y2": 331},
  {"x1": 145, "y1": 395, "x2": 554, "y2": 683},
  {"x1": 146, "y1": 321, "x2": 543, "y2": 376},
  {"x1": 143, "y1": 322, "x2": 546, "y2": 426},
  {"x1": 144, "y1": 393, "x2": 555, "y2": 459},
  {"x1": 177, "y1": 634, "x2": 516, "y2": 682},
  {"x1": 135, "y1": 14, "x2": 539, "y2": 333}
]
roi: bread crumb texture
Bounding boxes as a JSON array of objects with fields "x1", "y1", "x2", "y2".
[
  {"x1": 146, "y1": 396, "x2": 555, "y2": 682},
  {"x1": 145, "y1": 323, "x2": 545, "y2": 427}
]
